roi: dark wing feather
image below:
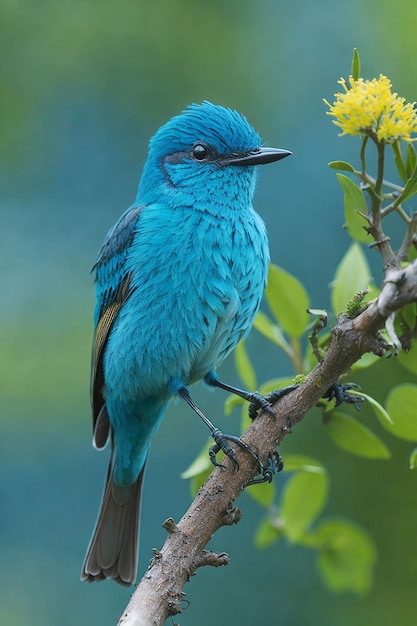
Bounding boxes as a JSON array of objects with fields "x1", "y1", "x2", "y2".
[{"x1": 90, "y1": 205, "x2": 144, "y2": 444}]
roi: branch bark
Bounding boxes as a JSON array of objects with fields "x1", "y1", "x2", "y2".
[{"x1": 117, "y1": 260, "x2": 417, "y2": 626}]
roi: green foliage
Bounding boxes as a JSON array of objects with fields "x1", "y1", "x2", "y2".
[
  {"x1": 406, "y1": 143, "x2": 417, "y2": 179},
  {"x1": 181, "y1": 49, "x2": 417, "y2": 601},
  {"x1": 399, "y1": 302, "x2": 417, "y2": 331},
  {"x1": 181, "y1": 441, "x2": 213, "y2": 496},
  {"x1": 409, "y1": 448, "x2": 417, "y2": 469},
  {"x1": 392, "y1": 141, "x2": 408, "y2": 183},
  {"x1": 234, "y1": 340, "x2": 256, "y2": 390},
  {"x1": 247, "y1": 481, "x2": 275, "y2": 508},
  {"x1": 351, "y1": 48, "x2": 361, "y2": 81},
  {"x1": 336, "y1": 173, "x2": 371, "y2": 244},
  {"x1": 350, "y1": 352, "x2": 381, "y2": 370},
  {"x1": 394, "y1": 164, "x2": 417, "y2": 205},
  {"x1": 254, "y1": 515, "x2": 284, "y2": 548},
  {"x1": 314, "y1": 519, "x2": 377, "y2": 594},
  {"x1": 323, "y1": 411, "x2": 391, "y2": 459},
  {"x1": 253, "y1": 310, "x2": 290, "y2": 351},
  {"x1": 345, "y1": 289, "x2": 369, "y2": 318},
  {"x1": 329, "y1": 161, "x2": 355, "y2": 172},
  {"x1": 356, "y1": 392, "x2": 393, "y2": 426},
  {"x1": 281, "y1": 467, "x2": 328, "y2": 541},
  {"x1": 385, "y1": 384, "x2": 417, "y2": 441},
  {"x1": 398, "y1": 344, "x2": 417, "y2": 374},
  {"x1": 253, "y1": 455, "x2": 376, "y2": 594},
  {"x1": 265, "y1": 265, "x2": 310, "y2": 339},
  {"x1": 331, "y1": 243, "x2": 376, "y2": 315},
  {"x1": 183, "y1": 249, "x2": 417, "y2": 595}
]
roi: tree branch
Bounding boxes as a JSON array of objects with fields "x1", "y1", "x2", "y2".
[{"x1": 117, "y1": 260, "x2": 417, "y2": 626}]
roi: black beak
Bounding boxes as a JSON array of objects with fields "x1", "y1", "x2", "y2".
[{"x1": 223, "y1": 146, "x2": 292, "y2": 167}]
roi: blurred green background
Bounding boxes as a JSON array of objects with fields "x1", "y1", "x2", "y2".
[{"x1": 2, "y1": 1, "x2": 417, "y2": 624}]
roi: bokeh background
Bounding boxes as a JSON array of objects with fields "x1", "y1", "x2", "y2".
[{"x1": 2, "y1": 1, "x2": 417, "y2": 624}]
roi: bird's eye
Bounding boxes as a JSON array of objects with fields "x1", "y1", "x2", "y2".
[{"x1": 192, "y1": 143, "x2": 209, "y2": 161}]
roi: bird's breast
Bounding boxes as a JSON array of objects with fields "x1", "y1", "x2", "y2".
[{"x1": 104, "y1": 204, "x2": 269, "y2": 398}]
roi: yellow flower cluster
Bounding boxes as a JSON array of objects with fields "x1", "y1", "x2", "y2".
[{"x1": 325, "y1": 75, "x2": 417, "y2": 143}]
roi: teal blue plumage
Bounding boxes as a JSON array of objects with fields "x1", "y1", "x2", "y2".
[{"x1": 81, "y1": 101, "x2": 290, "y2": 586}]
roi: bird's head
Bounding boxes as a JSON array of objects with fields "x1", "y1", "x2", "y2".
[{"x1": 136, "y1": 101, "x2": 290, "y2": 214}]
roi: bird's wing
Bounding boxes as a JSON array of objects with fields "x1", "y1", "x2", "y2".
[{"x1": 90, "y1": 205, "x2": 144, "y2": 447}]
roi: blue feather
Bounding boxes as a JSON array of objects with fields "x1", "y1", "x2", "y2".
[{"x1": 81, "y1": 101, "x2": 290, "y2": 586}]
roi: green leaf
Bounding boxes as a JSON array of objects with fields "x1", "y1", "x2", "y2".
[
  {"x1": 352, "y1": 391, "x2": 393, "y2": 425},
  {"x1": 398, "y1": 341, "x2": 417, "y2": 375},
  {"x1": 307, "y1": 307, "x2": 328, "y2": 317},
  {"x1": 254, "y1": 516, "x2": 283, "y2": 548},
  {"x1": 239, "y1": 376, "x2": 296, "y2": 432},
  {"x1": 234, "y1": 339, "x2": 256, "y2": 389},
  {"x1": 224, "y1": 392, "x2": 244, "y2": 416},
  {"x1": 323, "y1": 411, "x2": 391, "y2": 459},
  {"x1": 181, "y1": 440, "x2": 212, "y2": 479},
  {"x1": 265, "y1": 264, "x2": 310, "y2": 338},
  {"x1": 281, "y1": 454, "x2": 324, "y2": 472},
  {"x1": 189, "y1": 469, "x2": 212, "y2": 496},
  {"x1": 336, "y1": 173, "x2": 370, "y2": 243},
  {"x1": 402, "y1": 178, "x2": 417, "y2": 204},
  {"x1": 258, "y1": 376, "x2": 297, "y2": 396},
  {"x1": 410, "y1": 447, "x2": 417, "y2": 469},
  {"x1": 385, "y1": 384, "x2": 417, "y2": 441},
  {"x1": 351, "y1": 47, "x2": 361, "y2": 81},
  {"x1": 392, "y1": 140, "x2": 407, "y2": 183},
  {"x1": 395, "y1": 164, "x2": 417, "y2": 205},
  {"x1": 253, "y1": 310, "x2": 290, "y2": 351},
  {"x1": 331, "y1": 243, "x2": 373, "y2": 315},
  {"x1": 246, "y1": 480, "x2": 275, "y2": 507},
  {"x1": 350, "y1": 352, "x2": 381, "y2": 371},
  {"x1": 281, "y1": 469, "x2": 328, "y2": 542},
  {"x1": 314, "y1": 518, "x2": 377, "y2": 594},
  {"x1": 328, "y1": 160, "x2": 355, "y2": 172},
  {"x1": 400, "y1": 302, "x2": 417, "y2": 330},
  {"x1": 409, "y1": 245, "x2": 417, "y2": 262},
  {"x1": 181, "y1": 443, "x2": 213, "y2": 496},
  {"x1": 240, "y1": 398, "x2": 252, "y2": 432},
  {"x1": 406, "y1": 143, "x2": 417, "y2": 179}
]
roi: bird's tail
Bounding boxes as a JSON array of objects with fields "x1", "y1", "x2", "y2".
[{"x1": 81, "y1": 453, "x2": 146, "y2": 586}]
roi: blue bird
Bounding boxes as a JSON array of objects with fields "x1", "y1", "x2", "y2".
[{"x1": 81, "y1": 101, "x2": 291, "y2": 586}]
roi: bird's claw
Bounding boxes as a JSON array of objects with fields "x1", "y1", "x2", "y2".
[
  {"x1": 323, "y1": 382, "x2": 364, "y2": 411},
  {"x1": 209, "y1": 428, "x2": 259, "y2": 471},
  {"x1": 209, "y1": 428, "x2": 284, "y2": 488},
  {"x1": 248, "y1": 384, "x2": 299, "y2": 420},
  {"x1": 245, "y1": 451, "x2": 284, "y2": 486}
]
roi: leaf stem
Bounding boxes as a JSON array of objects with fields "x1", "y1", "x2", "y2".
[
  {"x1": 398, "y1": 212, "x2": 417, "y2": 261},
  {"x1": 365, "y1": 137, "x2": 399, "y2": 269}
]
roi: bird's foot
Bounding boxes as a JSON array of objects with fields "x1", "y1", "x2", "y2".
[
  {"x1": 209, "y1": 428, "x2": 260, "y2": 471},
  {"x1": 245, "y1": 451, "x2": 284, "y2": 486},
  {"x1": 209, "y1": 429, "x2": 284, "y2": 487},
  {"x1": 323, "y1": 382, "x2": 364, "y2": 411},
  {"x1": 247, "y1": 384, "x2": 299, "y2": 420}
]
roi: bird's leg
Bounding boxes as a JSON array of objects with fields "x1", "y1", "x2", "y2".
[
  {"x1": 179, "y1": 386, "x2": 282, "y2": 485},
  {"x1": 204, "y1": 371, "x2": 298, "y2": 420},
  {"x1": 178, "y1": 386, "x2": 260, "y2": 471},
  {"x1": 205, "y1": 373, "x2": 364, "y2": 418}
]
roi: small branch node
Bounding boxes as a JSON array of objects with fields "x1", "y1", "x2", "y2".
[
  {"x1": 151, "y1": 548, "x2": 162, "y2": 558},
  {"x1": 162, "y1": 517, "x2": 179, "y2": 535},
  {"x1": 166, "y1": 593, "x2": 184, "y2": 617},
  {"x1": 193, "y1": 549, "x2": 230, "y2": 570},
  {"x1": 222, "y1": 506, "x2": 242, "y2": 526}
]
